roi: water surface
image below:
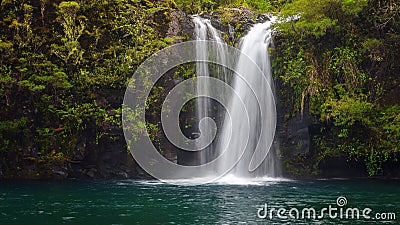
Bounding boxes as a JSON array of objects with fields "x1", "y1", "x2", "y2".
[{"x1": 0, "y1": 179, "x2": 398, "y2": 224}]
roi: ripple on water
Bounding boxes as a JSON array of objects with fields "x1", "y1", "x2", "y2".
[{"x1": 62, "y1": 216, "x2": 75, "y2": 221}]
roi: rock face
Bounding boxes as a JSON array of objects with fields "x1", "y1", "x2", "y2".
[
  {"x1": 196, "y1": 8, "x2": 272, "y2": 45},
  {"x1": 274, "y1": 75, "x2": 370, "y2": 178},
  {"x1": 68, "y1": 129, "x2": 142, "y2": 179},
  {"x1": 0, "y1": 101, "x2": 147, "y2": 180},
  {"x1": 276, "y1": 107, "x2": 312, "y2": 160}
]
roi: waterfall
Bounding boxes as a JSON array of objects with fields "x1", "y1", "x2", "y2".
[
  {"x1": 217, "y1": 18, "x2": 279, "y2": 178},
  {"x1": 193, "y1": 16, "x2": 210, "y2": 165},
  {"x1": 192, "y1": 16, "x2": 280, "y2": 179},
  {"x1": 193, "y1": 16, "x2": 229, "y2": 164}
]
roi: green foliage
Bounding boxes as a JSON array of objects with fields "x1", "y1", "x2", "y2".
[
  {"x1": 321, "y1": 97, "x2": 373, "y2": 127},
  {"x1": 173, "y1": 0, "x2": 288, "y2": 13},
  {"x1": 341, "y1": 0, "x2": 368, "y2": 16},
  {"x1": 0, "y1": 118, "x2": 28, "y2": 153},
  {"x1": 51, "y1": 1, "x2": 85, "y2": 65},
  {"x1": 0, "y1": 0, "x2": 176, "y2": 175},
  {"x1": 318, "y1": 98, "x2": 398, "y2": 175},
  {"x1": 275, "y1": 0, "x2": 400, "y2": 176}
]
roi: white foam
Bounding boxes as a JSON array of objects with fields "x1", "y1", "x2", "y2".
[
  {"x1": 214, "y1": 174, "x2": 291, "y2": 185},
  {"x1": 127, "y1": 175, "x2": 291, "y2": 186}
]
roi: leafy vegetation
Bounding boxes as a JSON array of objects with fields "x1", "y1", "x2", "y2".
[
  {"x1": 274, "y1": 0, "x2": 400, "y2": 176},
  {"x1": 0, "y1": 0, "x2": 174, "y2": 178}
]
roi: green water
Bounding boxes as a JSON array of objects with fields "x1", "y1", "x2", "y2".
[{"x1": 0, "y1": 179, "x2": 398, "y2": 224}]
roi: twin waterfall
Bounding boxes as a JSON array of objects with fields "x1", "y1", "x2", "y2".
[{"x1": 192, "y1": 16, "x2": 279, "y2": 180}]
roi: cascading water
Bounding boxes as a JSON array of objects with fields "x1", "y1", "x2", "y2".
[
  {"x1": 192, "y1": 16, "x2": 280, "y2": 179},
  {"x1": 217, "y1": 18, "x2": 279, "y2": 178},
  {"x1": 193, "y1": 16, "x2": 211, "y2": 165},
  {"x1": 193, "y1": 16, "x2": 230, "y2": 164}
]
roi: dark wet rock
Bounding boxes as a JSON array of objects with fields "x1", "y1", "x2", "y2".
[
  {"x1": 256, "y1": 14, "x2": 271, "y2": 23},
  {"x1": 182, "y1": 7, "x2": 271, "y2": 45},
  {"x1": 72, "y1": 146, "x2": 85, "y2": 161},
  {"x1": 166, "y1": 8, "x2": 186, "y2": 42}
]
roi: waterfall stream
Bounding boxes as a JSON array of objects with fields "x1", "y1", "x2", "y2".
[
  {"x1": 193, "y1": 16, "x2": 230, "y2": 165},
  {"x1": 192, "y1": 16, "x2": 280, "y2": 180}
]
